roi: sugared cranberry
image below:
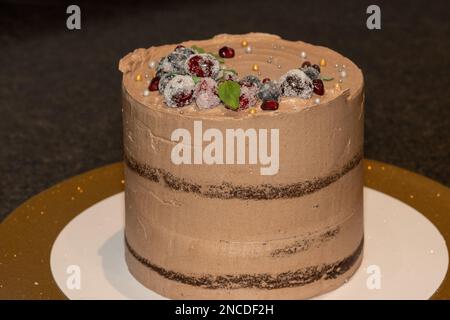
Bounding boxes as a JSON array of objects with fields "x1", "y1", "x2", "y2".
[
  {"x1": 171, "y1": 91, "x2": 194, "y2": 107},
  {"x1": 258, "y1": 81, "x2": 281, "y2": 101},
  {"x1": 261, "y1": 100, "x2": 279, "y2": 111},
  {"x1": 279, "y1": 69, "x2": 313, "y2": 99},
  {"x1": 238, "y1": 81, "x2": 259, "y2": 109},
  {"x1": 312, "y1": 64, "x2": 321, "y2": 73},
  {"x1": 186, "y1": 54, "x2": 219, "y2": 77},
  {"x1": 194, "y1": 78, "x2": 220, "y2": 109},
  {"x1": 239, "y1": 96, "x2": 250, "y2": 109},
  {"x1": 175, "y1": 45, "x2": 185, "y2": 50},
  {"x1": 262, "y1": 77, "x2": 271, "y2": 83},
  {"x1": 239, "y1": 75, "x2": 261, "y2": 89},
  {"x1": 218, "y1": 46, "x2": 235, "y2": 58},
  {"x1": 301, "y1": 61, "x2": 311, "y2": 68},
  {"x1": 149, "y1": 76, "x2": 160, "y2": 91},
  {"x1": 312, "y1": 79, "x2": 324, "y2": 95}
]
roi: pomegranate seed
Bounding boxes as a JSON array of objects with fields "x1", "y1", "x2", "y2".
[
  {"x1": 312, "y1": 64, "x2": 321, "y2": 73},
  {"x1": 218, "y1": 46, "x2": 235, "y2": 58},
  {"x1": 149, "y1": 76, "x2": 160, "y2": 91},
  {"x1": 301, "y1": 61, "x2": 311, "y2": 68},
  {"x1": 261, "y1": 100, "x2": 279, "y2": 111},
  {"x1": 312, "y1": 79, "x2": 324, "y2": 95},
  {"x1": 262, "y1": 78, "x2": 271, "y2": 83}
]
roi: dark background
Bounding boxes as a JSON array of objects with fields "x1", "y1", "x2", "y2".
[{"x1": 1, "y1": 0, "x2": 449, "y2": 220}]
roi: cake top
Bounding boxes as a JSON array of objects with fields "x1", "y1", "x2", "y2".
[{"x1": 119, "y1": 33, "x2": 363, "y2": 119}]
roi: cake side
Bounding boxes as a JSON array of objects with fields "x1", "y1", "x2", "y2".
[{"x1": 120, "y1": 33, "x2": 364, "y2": 299}]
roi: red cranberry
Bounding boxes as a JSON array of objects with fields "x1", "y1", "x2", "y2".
[
  {"x1": 301, "y1": 61, "x2": 311, "y2": 68},
  {"x1": 149, "y1": 77, "x2": 160, "y2": 91},
  {"x1": 312, "y1": 79, "x2": 324, "y2": 95},
  {"x1": 262, "y1": 78, "x2": 271, "y2": 83},
  {"x1": 187, "y1": 55, "x2": 217, "y2": 77},
  {"x1": 239, "y1": 96, "x2": 250, "y2": 109},
  {"x1": 218, "y1": 46, "x2": 235, "y2": 58},
  {"x1": 172, "y1": 91, "x2": 194, "y2": 107},
  {"x1": 261, "y1": 100, "x2": 279, "y2": 111},
  {"x1": 175, "y1": 45, "x2": 185, "y2": 50},
  {"x1": 312, "y1": 64, "x2": 321, "y2": 73}
]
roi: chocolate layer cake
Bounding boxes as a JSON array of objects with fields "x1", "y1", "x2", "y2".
[{"x1": 119, "y1": 33, "x2": 364, "y2": 299}]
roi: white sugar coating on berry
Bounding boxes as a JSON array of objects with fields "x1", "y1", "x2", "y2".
[
  {"x1": 240, "y1": 85, "x2": 259, "y2": 109},
  {"x1": 157, "y1": 56, "x2": 175, "y2": 74},
  {"x1": 279, "y1": 69, "x2": 313, "y2": 99},
  {"x1": 185, "y1": 53, "x2": 220, "y2": 78},
  {"x1": 158, "y1": 73, "x2": 175, "y2": 93},
  {"x1": 258, "y1": 81, "x2": 281, "y2": 101},
  {"x1": 216, "y1": 70, "x2": 238, "y2": 81},
  {"x1": 194, "y1": 78, "x2": 220, "y2": 109},
  {"x1": 301, "y1": 66, "x2": 320, "y2": 80},
  {"x1": 156, "y1": 49, "x2": 194, "y2": 76},
  {"x1": 163, "y1": 75, "x2": 195, "y2": 108}
]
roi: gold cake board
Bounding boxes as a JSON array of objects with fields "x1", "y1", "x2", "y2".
[{"x1": 0, "y1": 159, "x2": 449, "y2": 300}]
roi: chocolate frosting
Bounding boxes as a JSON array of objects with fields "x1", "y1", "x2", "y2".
[{"x1": 120, "y1": 33, "x2": 365, "y2": 299}]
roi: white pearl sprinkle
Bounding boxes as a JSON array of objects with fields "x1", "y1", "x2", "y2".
[
  {"x1": 245, "y1": 46, "x2": 252, "y2": 54},
  {"x1": 145, "y1": 74, "x2": 149, "y2": 78},
  {"x1": 314, "y1": 98, "x2": 321, "y2": 104},
  {"x1": 430, "y1": 249, "x2": 435, "y2": 254},
  {"x1": 148, "y1": 60, "x2": 156, "y2": 69},
  {"x1": 339, "y1": 79, "x2": 343, "y2": 83},
  {"x1": 143, "y1": 89, "x2": 150, "y2": 96},
  {"x1": 220, "y1": 64, "x2": 227, "y2": 70},
  {"x1": 335, "y1": 63, "x2": 339, "y2": 68},
  {"x1": 300, "y1": 51, "x2": 307, "y2": 59},
  {"x1": 340, "y1": 70, "x2": 347, "y2": 78},
  {"x1": 342, "y1": 64, "x2": 347, "y2": 68}
]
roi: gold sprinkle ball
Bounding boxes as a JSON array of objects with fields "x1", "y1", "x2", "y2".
[
  {"x1": 135, "y1": 74, "x2": 142, "y2": 81},
  {"x1": 252, "y1": 64, "x2": 259, "y2": 71},
  {"x1": 241, "y1": 40, "x2": 248, "y2": 47},
  {"x1": 334, "y1": 83, "x2": 342, "y2": 91},
  {"x1": 249, "y1": 108, "x2": 257, "y2": 114},
  {"x1": 320, "y1": 58, "x2": 327, "y2": 67}
]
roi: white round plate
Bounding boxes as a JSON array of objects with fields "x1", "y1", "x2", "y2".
[{"x1": 50, "y1": 187, "x2": 448, "y2": 300}]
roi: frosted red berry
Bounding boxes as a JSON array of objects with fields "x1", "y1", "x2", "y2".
[
  {"x1": 312, "y1": 64, "x2": 321, "y2": 73},
  {"x1": 262, "y1": 78, "x2": 271, "y2": 83},
  {"x1": 219, "y1": 46, "x2": 235, "y2": 58},
  {"x1": 149, "y1": 77, "x2": 160, "y2": 91},
  {"x1": 312, "y1": 79, "x2": 324, "y2": 96},
  {"x1": 171, "y1": 91, "x2": 194, "y2": 107},
  {"x1": 261, "y1": 100, "x2": 279, "y2": 111},
  {"x1": 186, "y1": 54, "x2": 219, "y2": 77},
  {"x1": 239, "y1": 96, "x2": 250, "y2": 109}
]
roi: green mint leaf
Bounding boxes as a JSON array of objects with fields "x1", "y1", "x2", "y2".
[
  {"x1": 191, "y1": 45, "x2": 205, "y2": 53},
  {"x1": 218, "y1": 80, "x2": 241, "y2": 110},
  {"x1": 192, "y1": 76, "x2": 201, "y2": 84},
  {"x1": 321, "y1": 76, "x2": 334, "y2": 81}
]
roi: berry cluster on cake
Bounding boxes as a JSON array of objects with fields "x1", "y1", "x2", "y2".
[{"x1": 119, "y1": 33, "x2": 364, "y2": 299}]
